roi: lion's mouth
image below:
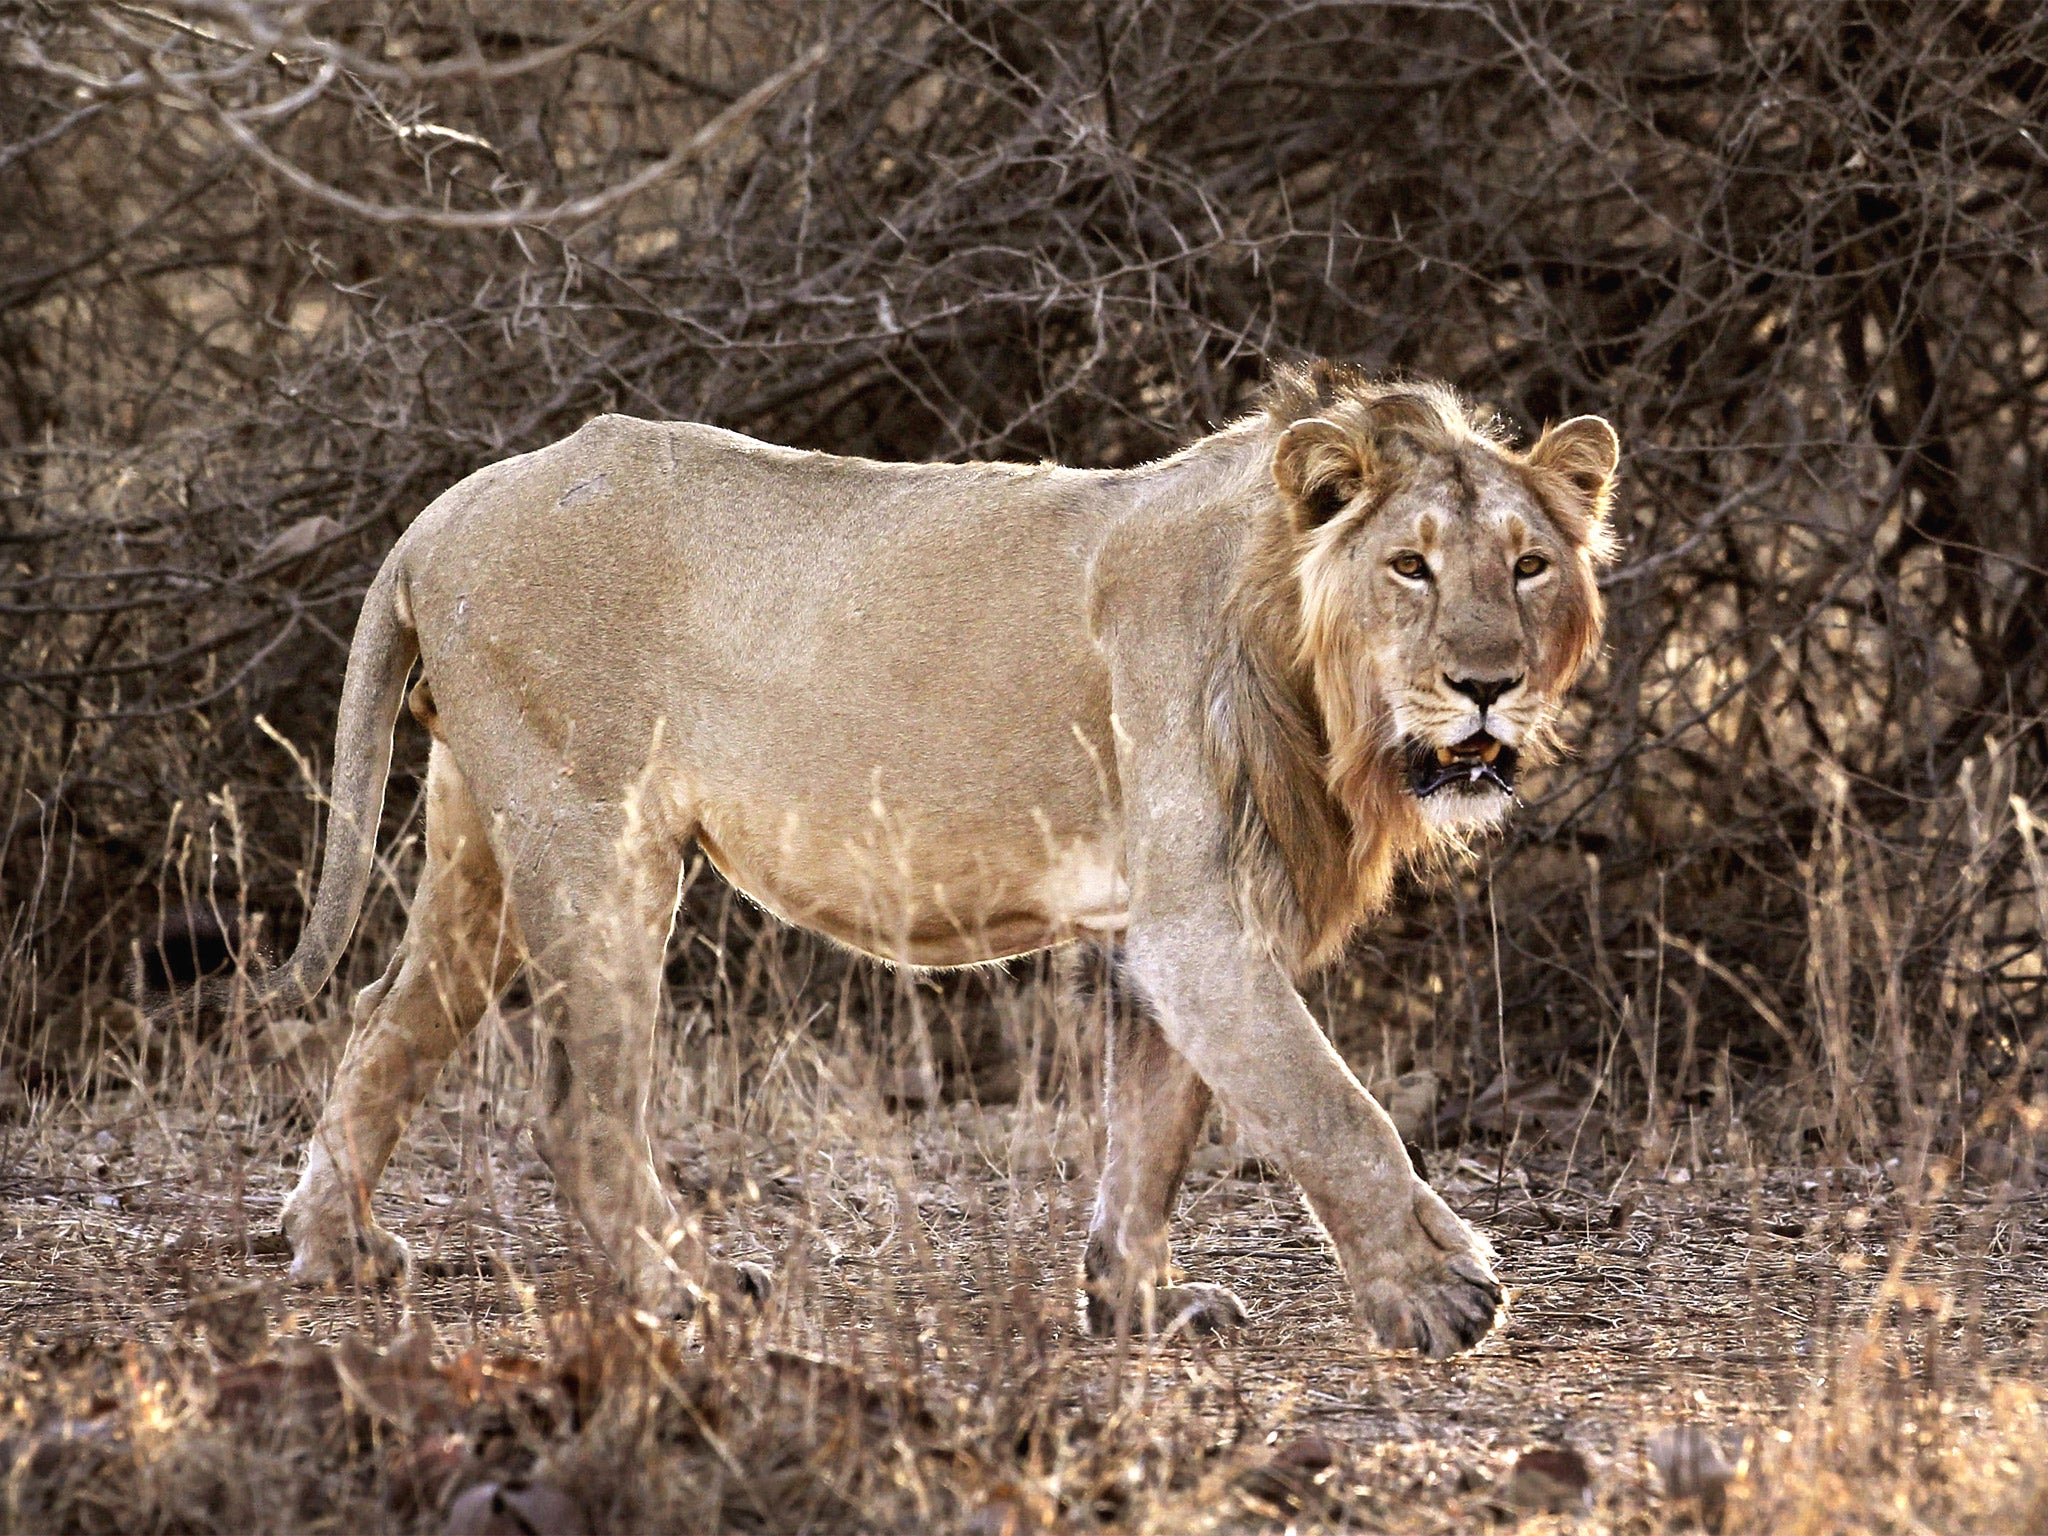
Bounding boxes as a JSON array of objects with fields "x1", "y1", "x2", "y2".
[{"x1": 1406, "y1": 730, "x2": 1519, "y2": 799}]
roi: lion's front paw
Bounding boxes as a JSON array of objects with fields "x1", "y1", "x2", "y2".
[
  {"x1": 282, "y1": 1208, "x2": 411, "y2": 1291},
  {"x1": 1357, "y1": 1186, "x2": 1503, "y2": 1359}
]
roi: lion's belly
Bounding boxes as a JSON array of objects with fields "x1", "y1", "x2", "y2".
[{"x1": 692, "y1": 804, "x2": 1127, "y2": 968}]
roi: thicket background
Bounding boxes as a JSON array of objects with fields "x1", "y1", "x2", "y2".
[{"x1": 4, "y1": 0, "x2": 2044, "y2": 1158}]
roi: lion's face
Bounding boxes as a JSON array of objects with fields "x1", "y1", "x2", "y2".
[
  {"x1": 1346, "y1": 445, "x2": 1604, "y2": 827},
  {"x1": 1274, "y1": 390, "x2": 1618, "y2": 832}
]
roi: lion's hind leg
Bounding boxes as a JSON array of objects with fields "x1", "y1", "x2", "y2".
[
  {"x1": 283, "y1": 743, "x2": 521, "y2": 1289},
  {"x1": 1076, "y1": 943, "x2": 1247, "y2": 1338},
  {"x1": 507, "y1": 811, "x2": 761, "y2": 1319}
]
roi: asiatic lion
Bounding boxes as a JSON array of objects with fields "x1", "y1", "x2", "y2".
[{"x1": 253, "y1": 359, "x2": 1617, "y2": 1358}]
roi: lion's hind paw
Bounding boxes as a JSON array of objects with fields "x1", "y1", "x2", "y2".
[
  {"x1": 284, "y1": 1220, "x2": 411, "y2": 1293},
  {"x1": 1085, "y1": 1279, "x2": 1248, "y2": 1338},
  {"x1": 719, "y1": 1259, "x2": 774, "y2": 1309}
]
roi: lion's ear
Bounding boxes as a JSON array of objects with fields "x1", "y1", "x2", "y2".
[
  {"x1": 1527, "y1": 416, "x2": 1619, "y2": 515},
  {"x1": 1273, "y1": 417, "x2": 1367, "y2": 531}
]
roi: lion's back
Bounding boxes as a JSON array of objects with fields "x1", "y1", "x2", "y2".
[{"x1": 389, "y1": 415, "x2": 1125, "y2": 843}]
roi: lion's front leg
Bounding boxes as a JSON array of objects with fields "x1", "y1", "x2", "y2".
[{"x1": 1122, "y1": 914, "x2": 1502, "y2": 1359}]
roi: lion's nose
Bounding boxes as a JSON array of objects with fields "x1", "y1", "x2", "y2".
[{"x1": 1444, "y1": 674, "x2": 1521, "y2": 712}]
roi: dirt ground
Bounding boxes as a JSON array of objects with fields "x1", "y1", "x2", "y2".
[{"x1": 2, "y1": 1003, "x2": 2043, "y2": 1534}]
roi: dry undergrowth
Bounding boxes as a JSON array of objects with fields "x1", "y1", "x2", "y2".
[{"x1": 1, "y1": 991, "x2": 2042, "y2": 1535}]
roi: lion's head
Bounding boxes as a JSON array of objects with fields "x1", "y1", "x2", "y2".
[
  {"x1": 1209, "y1": 361, "x2": 1618, "y2": 969},
  {"x1": 1272, "y1": 364, "x2": 1619, "y2": 830}
]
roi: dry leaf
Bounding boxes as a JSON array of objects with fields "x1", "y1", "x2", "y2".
[
  {"x1": 211, "y1": 1341, "x2": 345, "y2": 1427},
  {"x1": 962, "y1": 1480, "x2": 1057, "y2": 1535},
  {"x1": 384, "y1": 1431, "x2": 474, "y2": 1519},
  {"x1": 334, "y1": 1327, "x2": 460, "y2": 1432},
  {"x1": 179, "y1": 1283, "x2": 271, "y2": 1363},
  {"x1": 1238, "y1": 1434, "x2": 1344, "y2": 1513},
  {"x1": 252, "y1": 514, "x2": 344, "y2": 569}
]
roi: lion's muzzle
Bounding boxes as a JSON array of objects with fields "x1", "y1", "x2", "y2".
[{"x1": 1405, "y1": 730, "x2": 1519, "y2": 799}]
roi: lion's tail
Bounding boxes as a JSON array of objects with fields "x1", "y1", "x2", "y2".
[{"x1": 154, "y1": 557, "x2": 418, "y2": 1027}]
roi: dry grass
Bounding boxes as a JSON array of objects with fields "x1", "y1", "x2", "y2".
[{"x1": 2, "y1": 940, "x2": 2042, "y2": 1534}]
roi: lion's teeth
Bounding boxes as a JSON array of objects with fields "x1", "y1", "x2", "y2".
[
  {"x1": 1436, "y1": 747, "x2": 1456, "y2": 767},
  {"x1": 1479, "y1": 741, "x2": 1501, "y2": 764}
]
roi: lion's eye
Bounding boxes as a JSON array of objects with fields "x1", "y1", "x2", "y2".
[
  {"x1": 1515, "y1": 552, "x2": 1551, "y2": 579},
  {"x1": 1391, "y1": 553, "x2": 1430, "y2": 581}
]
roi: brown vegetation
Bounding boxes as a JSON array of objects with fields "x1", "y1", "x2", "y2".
[{"x1": 2, "y1": 2, "x2": 2045, "y2": 1532}]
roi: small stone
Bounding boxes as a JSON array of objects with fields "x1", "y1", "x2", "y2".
[
  {"x1": 1381, "y1": 1070, "x2": 1440, "y2": 1142},
  {"x1": 1270, "y1": 1433, "x2": 1338, "y2": 1472},
  {"x1": 877, "y1": 1065, "x2": 940, "y2": 1107},
  {"x1": 1505, "y1": 1446, "x2": 1591, "y2": 1513}
]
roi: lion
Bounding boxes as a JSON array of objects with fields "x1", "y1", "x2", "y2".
[{"x1": 245, "y1": 359, "x2": 1616, "y2": 1358}]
